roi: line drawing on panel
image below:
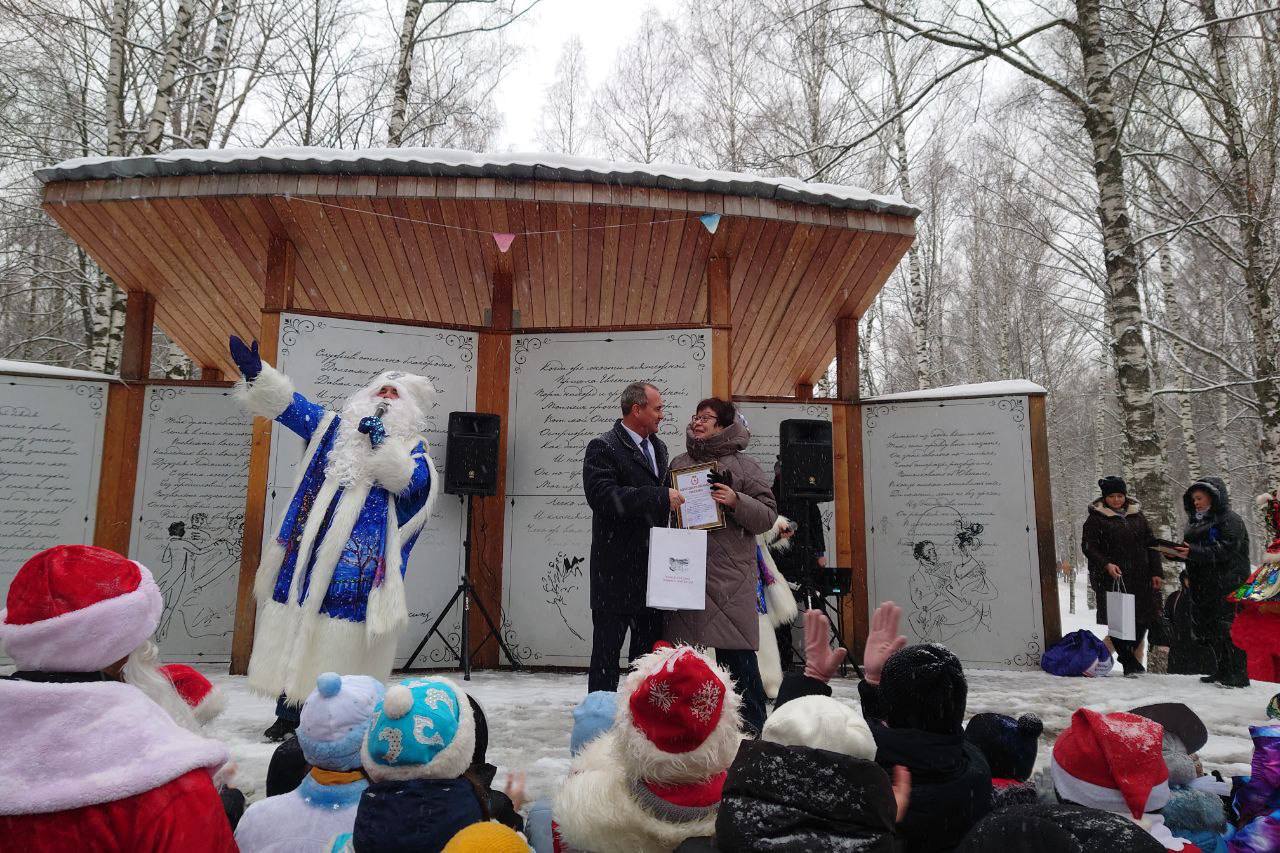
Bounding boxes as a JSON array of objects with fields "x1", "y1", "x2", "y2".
[
  {"x1": 907, "y1": 506, "x2": 997, "y2": 643},
  {"x1": 156, "y1": 514, "x2": 240, "y2": 642}
]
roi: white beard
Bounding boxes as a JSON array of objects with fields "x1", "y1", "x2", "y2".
[
  {"x1": 122, "y1": 641, "x2": 201, "y2": 732},
  {"x1": 325, "y1": 391, "x2": 425, "y2": 487}
]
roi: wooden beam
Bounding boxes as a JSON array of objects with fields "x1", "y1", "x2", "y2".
[
  {"x1": 835, "y1": 317, "x2": 859, "y2": 402},
  {"x1": 264, "y1": 236, "x2": 296, "y2": 312},
  {"x1": 794, "y1": 382, "x2": 814, "y2": 400},
  {"x1": 491, "y1": 250, "x2": 514, "y2": 331},
  {"x1": 120, "y1": 290, "x2": 155, "y2": 381},
  {"x1": 200, "y1": 366, "x2": 224, "y2": 381},
  {"x1": 834, "y1": 316, "x2": 868, "y2": 659},
  {"x1": 1029, "y1": 395, "x2": 1063, "y2": 648},
  {"x1": 707, "y1": 255, "x2": 731, "y2": 398},
  {"x1": 230, "y1": 243, "x2": 295, "y2": 675},
  {"x1": 93, "y1": 291, "x2": 154, "y2": 553},
  {"x1": 468, "y1": 331, "x2": 511, "y2": 667},
  {"x1": 93, "y1": 383, "x2": 145, "y2": 555}
]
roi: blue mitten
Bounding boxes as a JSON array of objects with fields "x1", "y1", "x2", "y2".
[
  {"x1": 229, "y1": 335, "x2": 262, "y2": 381},
  {"x1": 357, "y1": 415, "x2": 386, "y2": 448}
]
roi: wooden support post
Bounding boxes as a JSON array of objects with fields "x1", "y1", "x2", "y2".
[
  {"x1": 230, "y1": 238, "x2": 295, "y2": 675},
  {"x1": 200, "y1": 366, "x2": 224, "y2": 382},
  {"x1": 707, "y1": 256, "x2": 732, "y2": 398},
  {"x1": 794, "y1": 382, "x2": 814, "y2": 400},
  {"x1": 468, "y1": 256, "x2": 513, "y2": 667},
  {"x1": 834, "y1": 317, "x2": 868, "y2": 660},
  {"x1": 93, "y1": 291, "x2": 153, "y2": 554},
  {"x1": 1029, "y1": 395, "x2": 1062, "y2": 646}
]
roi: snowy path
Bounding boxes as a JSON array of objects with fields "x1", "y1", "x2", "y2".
[{"x1": 204, "y1": 574, "x2": 1270, "y2": 806}]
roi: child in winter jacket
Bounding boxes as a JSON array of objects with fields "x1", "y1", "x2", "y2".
[
  {"x1": 351, "y1": 676, "x2": 487, "y2": 852},
  {"x1": 526, "y1": 691, "x2": 617, "y2": 853},
  {"x1": 699, "y1": 694, "x2": 906, "y2": 851},
  {"x1": 1050, "y1": 707, "x2": 1202, "y2": 851},
  {"x1": 554, "y1": 644, "x2": 743, "y2": 853},
  {"x1": 235, "y1": 672, "x2": 385, "y2": 851},
  {"x1": 1130, "y1": 702, "x2": 1228, "y2": 853},
  {"x1": 964, "y1": 713, "x2": 1043, "y2": 809},
  {"x1": 776, "y1": 605, "x2": 993, "y2": 853},
  {"x1": 1228, "y1": 697, "x2": 1280, "y2": 852},
  {"x1": 0, "y1": 546, "x2": 234, "y2": 853}
]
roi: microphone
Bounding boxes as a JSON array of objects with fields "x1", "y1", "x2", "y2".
[{"x1": 374, "y1": 400, "x2": 389, "y2": 418}]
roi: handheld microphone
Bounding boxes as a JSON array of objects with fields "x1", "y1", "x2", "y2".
[{"x1": 374, "y1": 400, "x2": 389, "y2": 418}]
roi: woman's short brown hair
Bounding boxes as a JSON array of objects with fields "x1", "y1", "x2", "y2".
[{"x1": 695, "y1": 397, "x2": 736, "y2": 428}]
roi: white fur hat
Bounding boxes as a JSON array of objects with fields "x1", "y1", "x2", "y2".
[
  {"x1": 761, "y1": 695, "x2": 876, "y2": 760},
  {"x1": 361, "y1": 370, "x2": 435, "y2": 424}
]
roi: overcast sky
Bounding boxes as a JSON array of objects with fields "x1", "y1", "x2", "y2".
[{"x1": 491, "y1": 0, "x2": 679, "y2": 151}]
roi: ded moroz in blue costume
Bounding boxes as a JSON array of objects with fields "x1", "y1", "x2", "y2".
[{"x1": 228, "y1": 336, "x2": 440, "y2": 706}]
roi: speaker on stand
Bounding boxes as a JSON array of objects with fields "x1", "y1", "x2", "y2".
[
  {"x1": 404, "y1": 412, "x2": 521, "y2": 678},
  {"x1": 776, "y1": 418, "x2": 847, "y2": 672}
]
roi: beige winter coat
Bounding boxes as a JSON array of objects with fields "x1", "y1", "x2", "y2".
[{"x1": 664, "y1": 421, "x2": 778, "y2": 650}]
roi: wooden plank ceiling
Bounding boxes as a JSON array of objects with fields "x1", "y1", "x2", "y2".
[{"x1": 42, "y1": 174, "x2": 913, "y2": 396}]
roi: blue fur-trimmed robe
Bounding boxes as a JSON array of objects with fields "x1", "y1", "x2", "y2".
[{"x1": 241, "y1": 366, "x2": 439, "y2": 703}]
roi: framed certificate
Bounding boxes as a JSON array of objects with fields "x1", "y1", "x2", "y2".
[{"x1": 671, "y1": 463, "x2": 725, "y2": 531}]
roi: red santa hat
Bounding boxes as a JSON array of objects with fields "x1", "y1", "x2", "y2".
[
  {"x1": 160, "y1": 663, "x2": 227, "y2": 725},
  {"x1": 0, "y1": 545, "x2": 163, "y2": 673},
  {"x1": 1050, "y1": 707, "x2": 1171, "y2": 819},
  {"x1": 614, "y1": 643, "x2": 742, "y2": 784}
]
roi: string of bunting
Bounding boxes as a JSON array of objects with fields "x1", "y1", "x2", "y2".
[{"x1": 280, "y1": 194, "x2": 721, "y2": 253}]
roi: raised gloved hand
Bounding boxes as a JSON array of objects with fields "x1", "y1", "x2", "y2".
[
  {"x1": 863, "y1": 600, "x2": 907, "y2": 685},
  {"x1": 357, "y1": 415, "x2": 386, "y2": 448},
  {"x1": 228, "y1": 335, "x2": 262, "y2": 381},
  {"x1": 802, "y1": 609, "x2": 848, "y2": 683}
]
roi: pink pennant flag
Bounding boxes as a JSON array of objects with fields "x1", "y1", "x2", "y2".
[{"x1": 493, "y1": 232, "x2": 516, "y2": 253}]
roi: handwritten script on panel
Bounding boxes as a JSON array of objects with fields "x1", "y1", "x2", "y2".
[
  {"x1": 0, "y1": 377, "x2": 104, "y2": 600},
  {"x1": 863, "y1": 397, "x2": 1044, "y2": 669}
]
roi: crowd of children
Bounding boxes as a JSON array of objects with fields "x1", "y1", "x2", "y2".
[{"x1": 2, "y1": 544, "x2": 1277, "y2": 852}]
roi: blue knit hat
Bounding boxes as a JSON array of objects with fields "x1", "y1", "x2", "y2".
[
  {"x1": 297, "y1": 672, "x2": 385, "y2": 771},
  {"x1": 361, "y1": 676, "x2": 475, "y2": 782},
  {"x1": 571, "y1": 691, "x2": 618, "y2": 756}
]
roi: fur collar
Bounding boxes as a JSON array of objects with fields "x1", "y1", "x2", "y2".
[
  {"x1": 0, "y1": 679, "x2": 227, "y2": 815},
  {"x1": 1089, "y1": 497, "x2": 1142, "y2": 517}
]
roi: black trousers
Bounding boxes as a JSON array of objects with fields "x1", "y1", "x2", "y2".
[
  {"x1": 715, "y1": 648, "x2": 768, "y2": 736},
  {"x1": 588, "y1": 609, "x2": 664, "y2": 692},
  {"x1": 1112, "y1": 625, "x2": 1148, "y2": 673}
]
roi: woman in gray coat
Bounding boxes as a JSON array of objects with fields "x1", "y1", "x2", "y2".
[{"x1": 665, "y1": 397, "x2": 778, "y2": 734}]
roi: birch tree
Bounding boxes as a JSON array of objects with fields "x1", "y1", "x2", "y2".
[
  {"x1": 592, "y1": 9, "x2": 688, "y2": 163},
  {"x1": 536, "y1": 35, "x2": 590, "y2": 155}
]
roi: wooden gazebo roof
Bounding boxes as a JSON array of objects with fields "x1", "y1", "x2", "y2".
[{"x1": 38, "y1": 148, "x2": 917, "y2": 395}]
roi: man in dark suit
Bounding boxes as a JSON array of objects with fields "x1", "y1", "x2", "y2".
[{"x1": 582, "y1": 381, "x2": 685, "y2": 691}]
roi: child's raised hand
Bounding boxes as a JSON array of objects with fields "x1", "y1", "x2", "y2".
[{"x1": 503, "y1": 769, "x2": 527, "y2": 812}]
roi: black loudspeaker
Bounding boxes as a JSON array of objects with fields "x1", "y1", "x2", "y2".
[
  {"x1": 444, "y1": 412, "x2": 501, "y2": 496},
  {"x1": 779, "y1": 418, "x2": 833, "y2": 502}
]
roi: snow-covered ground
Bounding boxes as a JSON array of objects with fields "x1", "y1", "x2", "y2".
[{"x1": 203, "y1": 574, "x2": 1271, "y2": 805}]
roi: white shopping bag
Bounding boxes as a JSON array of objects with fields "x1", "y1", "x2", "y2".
[
  {"x1": 1106, "y1": 579, "x2": 1137, "y2": 641},
  {"x1": 647, "y1": 527, "x2": 707, "y2": 611}
]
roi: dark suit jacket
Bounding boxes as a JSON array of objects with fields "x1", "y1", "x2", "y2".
[{"x1": 582, "y1": 420, "x2": 671, "y2": 613}]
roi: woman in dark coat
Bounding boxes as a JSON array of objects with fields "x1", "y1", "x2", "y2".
[
  {"x1": 664, "y1": 397, "x2": 778, "y2": 735},
  {"x1": 1171, "y1": 477, "x2": 1251, "y2": 687},
  {"x1": 1080, "y1": 476, "x2": 1163, "y2": 676}
]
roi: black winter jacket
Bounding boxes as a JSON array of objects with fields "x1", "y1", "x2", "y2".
[
  {"x1": 1181, "y1": 478, "x2": 1251, "y2": 619},
  {"x1": 956, "y1": 802, "x2": 1165, "y2": 852},
  {"x1": 773, "y1": 674, "x2": 992, "y2": 853},
  {"x1": 352, "y1": 777, "x2": 484, "y2": 852},
  {"x1": 582, "y1": 420, "x2": 672, "y2": 613},
  {"x1": 1080, "y1": 497, "x2": 1163, "y2": 624},
  {"x1": 711, "y1": 739, "x2": 901, "y2": 852}
]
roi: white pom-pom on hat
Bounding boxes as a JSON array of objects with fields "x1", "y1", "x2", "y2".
[{"x1": 383, "y1": 684, "x2": 414, "y2": 719}]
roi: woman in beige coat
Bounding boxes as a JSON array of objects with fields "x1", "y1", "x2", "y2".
[{"x1": 665, "y1": 397, "x2": 778, "y2": 734}]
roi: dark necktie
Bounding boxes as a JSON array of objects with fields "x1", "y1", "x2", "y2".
[{"x1": 640, "y1": 437, "x2": 657, "y2": 476}]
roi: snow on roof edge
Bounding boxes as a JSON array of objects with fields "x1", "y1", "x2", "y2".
[
  {"x1": 863, "y1": 380, "x2": 1046, "y2": 402},
  {"x1": 34, "y1": 147, "x2": 920, "y2": 219},
  {"x1": 0, "y1": 359, "x2": 117, "y2": 383}
]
